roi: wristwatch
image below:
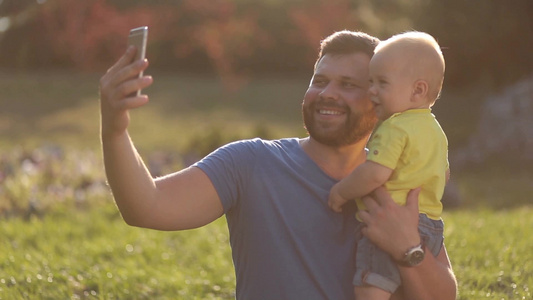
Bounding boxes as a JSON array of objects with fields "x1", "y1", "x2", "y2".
[{"x1": 396, "y1": 243, "x2": 425, "y2": 267}]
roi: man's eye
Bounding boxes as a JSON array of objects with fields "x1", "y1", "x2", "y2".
[{"x1": 343, "y1": 82, "x2": 357, "y2": 88}]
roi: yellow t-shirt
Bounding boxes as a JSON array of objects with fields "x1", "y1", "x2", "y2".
[{"x1": 360, "y1": 108, "x2": 449, "y2": 220}]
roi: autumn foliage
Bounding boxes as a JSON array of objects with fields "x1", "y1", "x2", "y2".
[
  {"x1": 0, "y1": 0, "x2": 531, "y2": 90},
  {"x1": 0, "y1": 0, "x2": 359, "y2": 72}
]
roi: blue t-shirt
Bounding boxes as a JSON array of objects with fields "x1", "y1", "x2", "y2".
[{"x1": 194, "y1": 138, "x2": 358, "y2": 300}]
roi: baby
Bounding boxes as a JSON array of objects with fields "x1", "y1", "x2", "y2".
[{"x1": 328, "y1": 31, "x2": 449, "y2": 299}]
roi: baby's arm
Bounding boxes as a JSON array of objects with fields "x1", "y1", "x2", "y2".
[{"x1": 328, "y1": 160, "x2": 392, "y2": 212}]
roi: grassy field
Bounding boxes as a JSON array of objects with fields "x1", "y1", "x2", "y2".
[
  {"x1": 1, "y1": 204, "x2": 531, "y2": 299},
  {"x1": 1, "y1": 71, "x2": 532, "y2": 299},
  {"x1": 0, "y1": 71, "x2": 308, "y2": 151},
  {"x1": 1, "y1": 206, "x2": 235, "y2": 300}
]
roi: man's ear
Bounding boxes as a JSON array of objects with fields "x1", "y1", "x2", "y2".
[{"x1": 412, "y1": 79, "x2": 428, "y2": 102}]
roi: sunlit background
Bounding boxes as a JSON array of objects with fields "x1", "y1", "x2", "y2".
[
  {"x1": 1, "y1": 0, "x2": 531, "y2": 154},
  {"x1": 1, "y1": 0, "x2": 532, "y2": 223},
  {"x1": 0, "y1": 1, "x2": 532, "y2": 298}
]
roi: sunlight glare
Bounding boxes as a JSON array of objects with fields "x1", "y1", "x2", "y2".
[{"x1": 0, "y1": 17, "x2": 10, "y2": 33}]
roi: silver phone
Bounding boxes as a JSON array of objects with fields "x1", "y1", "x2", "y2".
[{"x1": 128, "y1": 26, "x2": 148, "y2": 96}]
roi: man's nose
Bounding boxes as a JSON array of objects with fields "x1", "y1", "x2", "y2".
[{"x1": 319, "y1": 83, "x2": 339, "y2": 100}]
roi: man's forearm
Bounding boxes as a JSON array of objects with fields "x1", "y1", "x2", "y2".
[
  {"x1": 102, "y1": 131, "x2": 157, "y2": 227},
  {"x1": 395, "y1": 246, "x2": 457, "y2": 300}
]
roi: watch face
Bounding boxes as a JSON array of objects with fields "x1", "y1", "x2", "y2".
[{"x1": 408, "y1": 249, "x2": 425, "y2": 266}]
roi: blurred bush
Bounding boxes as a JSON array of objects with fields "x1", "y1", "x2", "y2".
[
  {"x1": 1, "y1": 0, "x2": 530, "y2": 92},
  {"x1": 0, "y1": 122, "x2": 276, "y2": 219},
  {"x1": 0, "y1": 145, "x2": 108, "y2": 219}
]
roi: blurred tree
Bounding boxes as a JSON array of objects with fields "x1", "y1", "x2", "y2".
[
  {"x1": 157, "y1": 0, "x2": 362, "y2": 88},
  {"x1": 410, "y1": 0, "x2": 533, "y2": 90},
  {"x1": 38, "y1": 0, "x2": 153, "y2": 69},
  {"x1": 287, "y1": 0, "x2": 360, "y2": 65},
  {"x1": 0, "y1": 0, "x2": 48, "y2": 68},
  {"x1": 0, "y1": 0, "x2": 173, "y2": 70},
  {"x1": 0, "y1": 0, "x2": 530, "y2": 93},
  {"x1": 163, "y1": 0, "x2": 271, "y2": 91}
]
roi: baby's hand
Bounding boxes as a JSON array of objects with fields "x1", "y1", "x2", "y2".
[{"x1": 328, "y1": 183, "x2": 347, "y2": 213}]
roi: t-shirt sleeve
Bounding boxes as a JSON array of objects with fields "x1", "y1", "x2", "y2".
[
  {"x1": 192, "y1": 139, "x2": 257, "y2": 213},
  {"x1": 366, "y1": 121, "x2": 408, "y2": 170}
]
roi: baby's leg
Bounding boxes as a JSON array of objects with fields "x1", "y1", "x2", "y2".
[
  {"x1": 353, "y1": 230, "x2": 396, "y2": 299},
  {"x1": 354, "y1": 285, "x2": 391, "y2": 300}
]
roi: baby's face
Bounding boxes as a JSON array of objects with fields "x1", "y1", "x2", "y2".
[{"x1": 368, "y1": 50, "x2": 416, "y2": 120}]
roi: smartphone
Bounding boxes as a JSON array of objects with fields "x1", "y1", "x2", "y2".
[{"x1": 128, "y1": 26, "x2": 148, "y2": 96}]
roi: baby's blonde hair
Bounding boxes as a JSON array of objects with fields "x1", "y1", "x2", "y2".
[{"x1": 376, "y1": 31, "x2": 445, "y2": 103}]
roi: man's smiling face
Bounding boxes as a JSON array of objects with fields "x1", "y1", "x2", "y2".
[{"x1": 302, "y1": 52, "x2": 377, "y2": 147}]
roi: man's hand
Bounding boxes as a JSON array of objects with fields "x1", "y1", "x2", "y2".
[
  {"x1": 357, "y1": 187, "x2": 421, "y2": 261},
  {"x1": 99, "y1": 46, "x2": 153, "y2": 138},
  {"x1": 328, "y1": 183, "x2": 349, "y2": 213}
]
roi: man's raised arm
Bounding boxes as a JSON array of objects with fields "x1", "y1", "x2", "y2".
[{"x1": 99, "y1": 47, "x2": 223, "y2": 231}]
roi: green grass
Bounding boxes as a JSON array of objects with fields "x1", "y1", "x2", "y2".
[
  {"x1": 1, "y1": 205, "x2": 531, "y2": 299},
  {"x1": 445, "y1": 208, "x2": 533, "y2": 300},
  {"x1": 0, "y1": 205, "x2": 235, "y2": 300},
  {"x1": 1, "y1": 71, "x2": 532, "y2": 299}
]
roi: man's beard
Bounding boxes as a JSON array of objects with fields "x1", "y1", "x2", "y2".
[{"x1": 302, "y1": 100, "x2": 377, "y2": 147}]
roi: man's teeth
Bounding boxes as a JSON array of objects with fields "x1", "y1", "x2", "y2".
[{"x1": 319, "y1": 110, "x2": 342, "y2": 115}]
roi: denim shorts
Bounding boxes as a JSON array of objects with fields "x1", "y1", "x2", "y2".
[{"x1": 352, "y1": 214, "x2": 444, "y2": 293}]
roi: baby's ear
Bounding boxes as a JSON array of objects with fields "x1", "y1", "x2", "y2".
[{"x1": 412, "y1": 79, "x2": 428, "y2": 102}]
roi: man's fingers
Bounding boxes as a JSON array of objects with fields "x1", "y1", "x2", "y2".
[
  {"x1": 406, "y1": 187, "x2": 421, "y2": 211},
  {"x1": 106, "y1": 75, "x2": 152, "y2": 104},
  {"x1": 103, "y1": 48, "x2": 149, "y2": 96},
  {"x1": 361, "y1": 194, "x2": 379, "y2": 211},
  {"x1": 117, "y1": 95, "x2": 150, "y2": 111},
  {"x1": 119, "y1": 75, "x2": 153, "y2": 99},
  {"x1": 104, "y1": 75, "x2": 152, "y2": 113},
  {"x1": 100, "y1": 48, "x2": 145, "y2": 100},
  {"x1": 107, "y1": 46, "x2": 136, "y2": 74},
  {"x1": 356, "y1": 210, "x2": 370, "y2": 223},
  {"x1": 110, "y1": 59, "x2": 150, "y2": 92}
]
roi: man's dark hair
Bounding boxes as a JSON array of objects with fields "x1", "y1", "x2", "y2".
[{"x1": 315, "y1": 30, "x2": 380, "y2": 70}]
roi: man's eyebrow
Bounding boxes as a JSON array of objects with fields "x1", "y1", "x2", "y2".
[
  {"x1": 340, "y1": 75, "x2": 367, "y2": 84},
  {"x1": 340, "y1": 75, "x2": 356, "y2": 81},
  {"x1": 313, "y1": 74, "x2": 365, "y2": 84}
]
